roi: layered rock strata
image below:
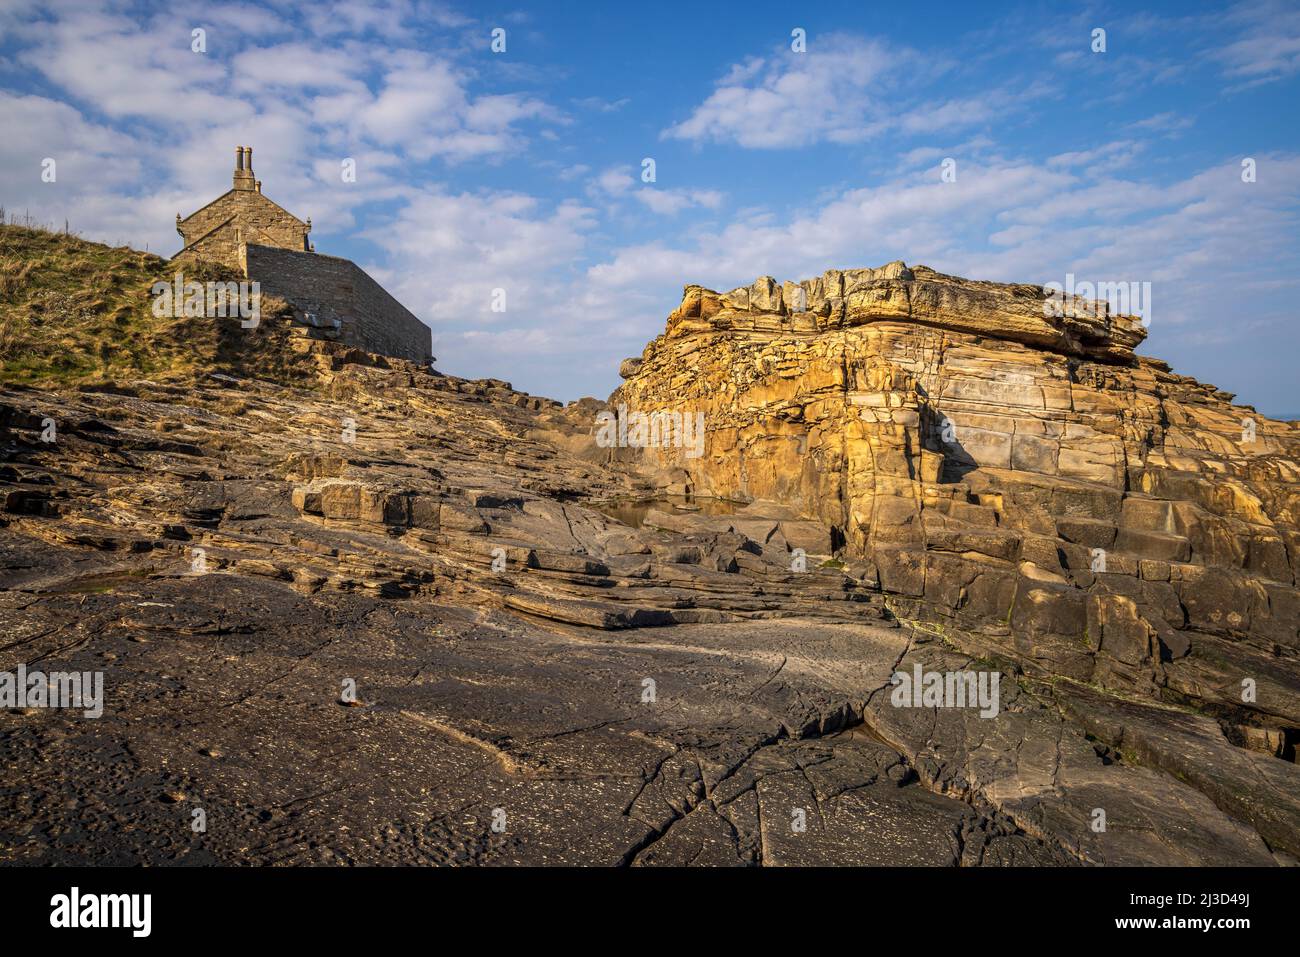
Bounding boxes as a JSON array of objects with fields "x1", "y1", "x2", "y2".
[
  {"x1": 613, "y1": 263, "x2": 1300, "y2": 752},
  {"x1": 2, "y1": 257, "x2": 1298, "y2": 865}
]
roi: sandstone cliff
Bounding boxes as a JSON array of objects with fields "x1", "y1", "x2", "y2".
[{"x1": 613, "y1": 263, "x2": 1300, "y2": 750}]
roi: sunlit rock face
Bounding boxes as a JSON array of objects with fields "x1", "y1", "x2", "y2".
[{"x1": 613, "y1": 263, "x2": 1300, "y2": 717}]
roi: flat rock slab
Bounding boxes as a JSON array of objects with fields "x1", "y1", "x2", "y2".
[
  {"x1": 861, "y1": 642, "x2": 1285, "y2": 866},
  {"x1": 1, "y1": 573, "x2": 1066, "y2": 865}
]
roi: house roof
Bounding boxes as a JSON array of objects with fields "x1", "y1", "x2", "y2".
[{"x1": 178, "y1": 188, "x2": 308, "y2": 228}]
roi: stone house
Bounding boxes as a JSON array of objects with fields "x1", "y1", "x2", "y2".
[{"x1": 174, "y1": 147, "x2": 431, "y2": 364}]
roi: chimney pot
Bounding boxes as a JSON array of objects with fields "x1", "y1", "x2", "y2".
[{"x1": 233, "y1": 147, "x2": 256, "y2": 189}]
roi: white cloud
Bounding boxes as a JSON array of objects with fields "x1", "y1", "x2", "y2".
[
  {"x1": 1215, "y1": 0, "x2": 1300, "y2": 88},
  {"x1": 229, "y1": 42, "x2": 367, "y2": 93},
  {"x1": 662, "y1": 33, "x2": 1054, "y2": 150},
  {"x1": 1127, "y1": 111, "x2": 1194, "y2": 134},
  {"x1": 362, "y1": 188, "x2": 596, "y2": 324},
  {"x1": 662, "y1": 35, "x2": 904, "y2": 148},
  {"x1": 574, "y1": 96, "x2": 629, "y2": 113},
  {"x1": 17, "y1": 9, "x2": 243, "y2": 122},
  {"x1": 297, "y1": 0, "x2": 473, "y2": 39},
  {"x1": 588, "y1": 165, "x2": 723, "y2": 216},
  {"x1": 14, "y1": 3, "x2": 557, "y2": 169},
  {"x1": 0, "y1": 90, "x2": 177, "y2": 246},
  {"x1": 634, "y1": 188, "x2": 723, "y2": 216},
  {"x1": 1047, "y1": 140, "x2": 1144, "y2": 175},
  {"x1": 592, "y1": 166, "x2": 635, "y2": 196},
  {"x1": 349, "y1": 188, "x2": 640, "y2": 388}
]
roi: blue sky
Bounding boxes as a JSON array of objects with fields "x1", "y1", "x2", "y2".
[{"x1": 2, "y1": 0, "x2": 1299, "y2": 415}]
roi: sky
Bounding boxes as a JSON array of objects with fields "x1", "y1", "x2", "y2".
[{"x1": 1, "y1": 0, "x2": 1298, "y2": 415}]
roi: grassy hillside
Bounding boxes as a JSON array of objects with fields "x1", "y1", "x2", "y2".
[{"x1": 0, "y1": 224, "x2": 314, "y2": 386}]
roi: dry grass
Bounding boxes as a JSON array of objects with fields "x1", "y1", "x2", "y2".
[
  {"x1": 0, "y1": 258, "x2": 35, "y2": 301},
  {"x1": 0, "y1": 224, "x2": 316, "y2": 388}
]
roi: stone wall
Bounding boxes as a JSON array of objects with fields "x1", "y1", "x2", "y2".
[
  {"x1": 176, "y1": 190, "x2": 310, "y2": 272},
  {"x1": 243, "y1": 244, "x2": 431, "y2": 363}
]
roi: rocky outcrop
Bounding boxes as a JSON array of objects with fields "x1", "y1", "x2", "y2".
[
  {"x1": 3, "y1": 243, "x2": 1298, "y2": 866},
  {"x1": 613, "y1": 263, "x2": 1300, "y2": 752}
]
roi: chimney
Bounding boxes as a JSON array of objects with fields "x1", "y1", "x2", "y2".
[{"x1": 233, "y1": 145, "x2": 255, "y2": 191}]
